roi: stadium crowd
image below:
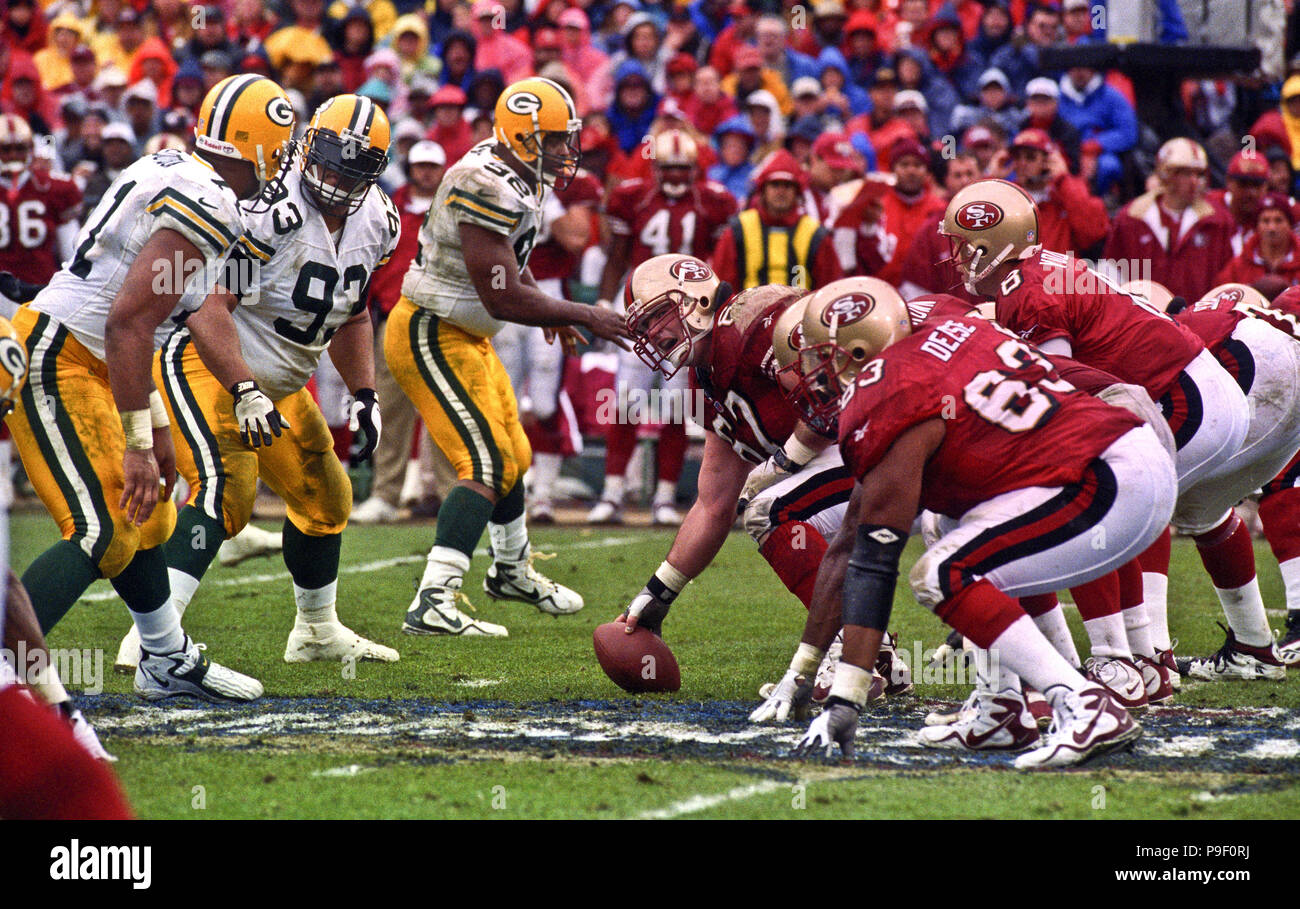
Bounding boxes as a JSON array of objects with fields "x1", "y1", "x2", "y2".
[{"x1": 1, "y1": 0, "x2": 1298, "y2": 523}]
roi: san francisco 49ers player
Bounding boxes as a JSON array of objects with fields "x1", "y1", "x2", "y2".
[
  {"x1": 782, "y1": 278, "x2": 1176, "y2": 768},
  {"x1": 616, "y1": 255, "x2": 911, "y2": 696},
  {"x1": 941, "y1": 179, "x2": 1282, "y2": 690},
  {"x1": 589, "y1": 131, "x2": 737, "y2": 526},
  {"x1": 0, "y1": 114, "x2": 83, "y2": 285}
]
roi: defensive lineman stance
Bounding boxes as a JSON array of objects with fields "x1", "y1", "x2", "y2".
[
  {"x1": 7, "y1": 74, "x2": 293, "y2": 702},
  {"x1": 389, "y1": 77, "x2": 629, "y2": 636},
  {"x1": 116, "y1": 94, "x2": 401, "y2": 670}
]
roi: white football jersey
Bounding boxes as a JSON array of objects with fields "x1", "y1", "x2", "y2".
[
  {"x1": 32, "y1": 149, "x2": 242, "y2": 361},
  {"x1": 400, "y1": 140, "x2": 544, "y2": 338},
  {"x1": 217, "y1": 167, "x2": 399, "y2": 401}
]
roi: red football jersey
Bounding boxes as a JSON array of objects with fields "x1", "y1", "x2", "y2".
[
  {"x1": 0, "y1": 171, "x2": 81, "y2": 284},
  {"x1": 604, "y1": 178, "x2": 736, "y2": 267},
  {"x1": 692, "y1": 284, "x2": 807, "y2": 463},
  {"x1": 838, "y1": 313, "x2": 1142, "y2": 518},
  {"x1": 994, "y1": 248, "x2": 1204, "y2": 400},
  {"x1": 1176, "y1": 285, "x2": 1300, "y2": 390}
]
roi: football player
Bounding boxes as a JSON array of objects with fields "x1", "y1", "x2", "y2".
[
  {"x1": 588, "y1": 129, "x2": 737, "y2": 525},
  {"x1": 389, "y1": 77, "x2": 629, "y2": 637},
  {"x1": 784, "y1": 278, "x2": 1177, "y2": 768},
  {"x1": 114, "y1": 94, "x2": 402, "y2": 672},
  {"x1": 1261, "y1": 284, "x2": 1300, "y2": 663},
  {"x1": 941, "y1": 179, "x2": 1285, "y2": 684},
  {"x1": 0, "y1": 114, "x2": 83, "y2": 286},
  {"x1": 6, "y1": 74, "x2": 293, "y2": 703}
]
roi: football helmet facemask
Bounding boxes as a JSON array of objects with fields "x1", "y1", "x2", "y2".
[
  {"x1": 195, "y1": 74, "x2": 296, "y2": 197},
  {"x1": 653, "y1": 129, "x2": 698, "y2": 199},
  {"x1": 494, "y1": 77, "x2": 582, "y2": 190},
  {"x1": 0, "y1": 114, "x2": 33, "y2": 176},
  {"x1": 790, "y1": 277, "x2": 910, "y2": 425},
  {"x1": 625, "y1": 253, "x2": 731, "y2": 378},
  {"x1": 939, "y1": 179, "x2": 1040, "y2": 295},
  {"x1": 298, "y1": 93, "x2": 392, "y2": 217}
]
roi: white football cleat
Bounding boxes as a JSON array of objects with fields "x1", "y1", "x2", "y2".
[
  {"x1": 403, "y1": 581, "x2": 508, "y2": 637},
  {"x1": 529, "y1": 501, "x2": 556, "y2": 524},
  {"x1": 651, "y1": 502, "x2": 682, "y2": 526},
  {"x1": 218, "y1": 524, "x2": 283, "y2": 567},
  {"x1": 114, "y1": 623, "x2": 141, "y2": 673},
  {"x1": 924, "y1": 690, "x2": 977, "y2": 727},
  {"x1": 877, "y1": 631, "x2": 913, "y2": 696},
  {"x1": 135, "y1": 637, "x2": 264, "y2": 703},
  {"x1": 350, "y1": 497, "x2": 401, "y2": 525},
  {"x1": 284, "y1": 619, "x2": 399, "y2": 663},
  {"x1": 483, "y1": 551, "x2": 583, "y2": 616},
  {"x1": 1013, "y1": 685, "x2": 1141, "y2": 770},
  {"x1": 1185, "y1": 625, "x2": 1286, "y2": 681},
  {"x1": 68, "y1": 708, "x2": 116, "y2": 762},
  {"x1": 811, "y1": 631, "x2": 843, "y2": 704},
  {"x1": 586, "y1": 499, "x2": 623, "y2": 524},
  {"x1": 920, "y1": 689, "x2": 1039, "y2": 751},
  {"x1": 1135, "y1": 653, "x2": 1174, "y2": 703},
  {"x1": 1084, "y1": 655, "x2": 1149, "y2": 712},
  {"x1": 1277, "y1": 612, "x2": 1300, "y2": 666}
]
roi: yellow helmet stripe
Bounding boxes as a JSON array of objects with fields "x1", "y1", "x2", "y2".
[{"x1": 210, "y1": 74, "x2": 262, "y2": 142}]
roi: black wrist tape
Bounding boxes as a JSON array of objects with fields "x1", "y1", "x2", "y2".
[
  {"x1": 645, "y1": 575, "x2": 678, "y2": 605},
  {"x1": 842, "y1": 524, "x2": 907, "y2": 631}
]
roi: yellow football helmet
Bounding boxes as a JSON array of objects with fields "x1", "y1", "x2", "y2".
[
  {"x1": 1119, "y1": 279, "x2": 1175, "y2": 312},
  {"x1": 195, "y1": 74, "x2": 295, "y2": 195},
  {"x1": 792, "y1": 277, "x2": 910, "y2": 423},
  {"x1": 297, "y1": 93, "x2": 391, "y2": 216},
  {"x1": 494, "y1": 77, "x2": 581, "y2": 189},
  {"x1": 0, "y1": 315, "x2": 28, "y2": 419},
  {"x1": 625, "y1": 253, "x2": 728, "y2": 377},
  {"x1": 939, "y1": 179, "x2": 1041, "y2": 295}
]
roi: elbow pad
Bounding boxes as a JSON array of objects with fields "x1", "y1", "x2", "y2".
[{"x1": 842, "y1": 524, "x2": 908, "y2": 632}]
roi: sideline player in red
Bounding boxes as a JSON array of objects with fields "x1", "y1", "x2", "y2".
[
  {"x1": 782, "y1": 279, "x2": 1176, "y2": 768},
  {"x1": 0, "y1": 114, "x2": 82, "y2": 286},
  {"x1": 590, "y1": 130, "x2": 737, "y2": 525}
]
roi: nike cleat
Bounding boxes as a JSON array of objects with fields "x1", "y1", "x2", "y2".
[
  {"x1": 1184, "y1": 623, "x2": 1286, "y2": 681},
  {"x1": 1084, "y1": 655, "x2": 1149, "y2": 712},
  {"x1": 586, "y1": 499, "x2": 623, "y2": 525},
  {"x1": 403, "y1": 582, "x2": 508, "y2": 637},
  {"x1": 483, "y1": 549, "x2": 583, "y2": 616},
  {"x1": 920, "y1": 690, "x2": 1039, "y2": 751},
  {"x1": 877, "y1": 631, "x2": 914, "y2": 696},
  {"x1": 1014, "y1": 685, "x2": 1141, "y2": 770},
  {"x1": 1134, "y1": 653, "x2": 1174, "y2": 703},
  {"x1": 1277, "y1": 611, "x2": 1300, "y2": 667},
  {"x1": 285, "y1": 620, "x2": 399, "y2": 663},
  {"x1": 135, "y1": 637, "x2": 263, "y2": 704}
]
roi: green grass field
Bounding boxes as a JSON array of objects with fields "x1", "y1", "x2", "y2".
[{"x1": 16, "y1": 509, "x2": 1300, "y2": 820}]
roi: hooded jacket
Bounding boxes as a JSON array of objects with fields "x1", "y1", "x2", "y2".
[
  {"x1": 1057, "y1": 71, "x2": 1138, "y2": 158},
  {"x1": 608, "y1": 59, "x2": 659, "y2": 154},
  {"x1": 127, "y1": 37, "x2": 178, "y2": 108}
]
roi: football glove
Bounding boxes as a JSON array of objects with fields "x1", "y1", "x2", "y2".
[
  {"x1": 623, "y1": 586, "x2": 674, "y2": 635},
  {"x1": 736, "y1": 453, "x2": 795, "y2": 515},
  {"x1": 231, "y1": 380, "x2": 288, "y2": 448},
  {"x1": 749, "y1": 668, "x2": 814, "y2": 724},
  {"x1": 793, "y1": 698, "x2": 860, "y2": 759},
  {"x1": 347, "y1": 388, "x2": 381, "y2": 461}
]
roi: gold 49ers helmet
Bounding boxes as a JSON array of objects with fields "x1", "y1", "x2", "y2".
[
  {"x1": 939, "y1": 179, "x2": 1040, "y2": 295},
  {"x1": 1198, "y1": 282, "x2": 1271, "y2": 312},
  {"x1": 195, "y1": 74, "x2": 295, "y2": 194},
  {"x1": 625, "y1": 253, "x2": 730, "y2": 377},
  {"x1": 299, "y1": 94, "x2": 391, "y2": 216},
  {"x1": 1119, "y1": 279, "x2": 1175, "y2": 312},
  {"x1": 494, "y1": 77, "x2": 581, "y2": 189},
  {"x1": 792, "y1": 277, "x2": 910, "y2": 424},
  {"x1": 653, "y1": 129, "x2": 698, "y2": 199},
  {"x1": 0, "y1": 315, "x2": 27, "y2": 418},
  {"x1": 0, "y1": 114, "x2": 33, "y2": 175}
]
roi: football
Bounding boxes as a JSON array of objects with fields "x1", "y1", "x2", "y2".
[{"x1": 592, "y1": 621, "x2": 681, "y2": 693}]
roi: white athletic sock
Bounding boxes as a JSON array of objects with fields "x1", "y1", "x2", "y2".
[
  {"x1": 1123, "y1": 602, "x2": 1155, "y2": 658},
  {"x1": 489, "y1": 514, "x2": 529, "y2": 564},
  {"x1": 1215, "y1": 578, "x2": 1273, "y2": 648},
  {"x1": 1031, "y1": 605, "x2": 1081, "y2": 668},
  {"x1": 652, "y1": 479, "x2": 676, "y2": 507},
  {"x1": 294, "y1": 580, "x2": 338, "y2": 624},
  {"x1": 1082, "y1": 612, "x2": 1132, "y2": 660},
  {"x1": 530, "y1": 452, "x2": 562, "y2": 504},
  {"x1": 167, "y1": 568, "x2": 201, "y2": 620},
  {"x1": 601, "y1": 475, "x2": 625, "y2": 504},
  {"x1": 986, "y1": 615, "x2": 1087, "y2": 698},
  {"x1": 1279, "y1": 557, "x2": 1300, "y2": 613},
  {"x1": 1142, "y1": 572, "x2": 1171, "y2": 651},
  {"x1": 420, "y1": 546, "x2": 470, "y2": 590},
  {"x1": 973, "y1": 644, "x2": 1021, "y2": 695},
  {"x1": 131, "y1": 605, "x2": 185, "y2": 656}
]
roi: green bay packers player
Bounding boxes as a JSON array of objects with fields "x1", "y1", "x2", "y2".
[
  {"x1": 390, "y1": 77, "x2": 629, "y2": 636},
  {"x1": 7, "y1": 74, "x2": 294, "y2": 703},
  {"x1": 114, "y1": 94, "x2": 401, "y2": 670}
]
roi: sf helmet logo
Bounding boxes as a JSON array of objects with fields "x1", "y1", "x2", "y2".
[
  {"x1": 266, "y1": 96, "x2": 294, "y2": 128},
  {"x1": 955, "y1": 201, "x2": 1004, "y2": 230},
  {"x1": 669, "y1": 259, "x2": 714, "y2": 282},
  {"x1": 505, "y1": 91, "x2": 543, "y2": 116},
  {"x1": 1216, "y1": 288, "x2": 1244, "y2": 305},
  {"x1": 788, "y1": 322, "x2": 804, "y2": 351},
  {"x1": 821, "y1": 292, "x2": 875, "y2": 326}
]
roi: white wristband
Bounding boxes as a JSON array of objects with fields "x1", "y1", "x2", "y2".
[
  {"x1": 828, "y1": 662, "x2": 874, "y2": 708},
  {"x1": 149, "y1": 389, "x2": 170, "y2": 429},
  {"x1": 790, "y1": 641, "x2": 825, "y2": 677},
  {"x1": 782, "y1": 434, "x2": 818, "y2": 468},
  {"x1": 121, "y1": 408, "x2": 152, "y2": 450},
  {"x1": 31, "y1": 661, "x2": 69, "y2": 706},
  {"x1": 654, "y1": 560, "x2": 690, "y2": 596}
]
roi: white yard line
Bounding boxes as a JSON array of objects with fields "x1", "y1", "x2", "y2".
[
  {"x1": 636, "y1": 779, "x2": 790, "y2": 819},
  {"x1": 78, "y1": 535, "x2": 641, "y2": 603}
]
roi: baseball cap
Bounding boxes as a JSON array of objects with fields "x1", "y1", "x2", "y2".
[
  {"x1": 1227, "y1": 150, "x2": 1269, "y2": 182},
  {"x1": 666, "y1": 53, "x2": 698, "y2": 76},
  {"x1": 557, "y1": 7, "x2": 588, "y2": 28},
  {"x1": 890, "y1": 136, "x2": 928, "y2": 163},
  {"x1": 1259, "y1": 193, "x2": 1296, "y2": 225},
  {"x1": 812, "y1": 132, "x2": 863, "y2": 173},
  {"x1": 1011, "y1": 127, "x2": 1054, "y2": 152},
  {"x1": 123, "y1": 80, "x2": 158, "y2": 105},
  {"x1": 979, "y1": 68, "x2": 1010, "y2": 90},
  {"x1": 1063, "y1": 0, "x2": 1089, "y2": 10},
  {"x1": 408, "y1": 139, "x2": 446, "y2": 166},
  {"x1": 430, "y1": 84, "x2": 467, "y2": 107},
  {"x1": 94, "y1": 65, "x2": 127, "y2": 90},
  {"x1": 102, "y1": 123, "x2": 136, "y2": 145},
  {"x1": 200, "y1": 50, "x2": 233, "y2": 71},
  {"x1": 393, "y1": 119, "x2": 425, "y2": 143},
  {"x1": 1025, "y1": 77, "x2": 1059, "y2": 99},
  {"x1": 791, "y1": 76, "x2": 821, "y2": 98},
  {"x1": 962, "y1": 124, "x2": 996, "y2": 147},
  {"x1": 813, "y1": 0, "x2": 847, "y2": 18},
  {"x1": 894, "y1": 90, "x2": 927, "y2": 112}
]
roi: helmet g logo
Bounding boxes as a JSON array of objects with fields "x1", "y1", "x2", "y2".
[
  {"x1": 505, "y1": 91, "x2": 543, "y2": 116},
  {"x1": 821, "y1": 293, "x2": 875, "y2": 326},
  {"x1": 266, "y1": 96, "x2": 294, "y2": 128},
  {"x1": 0, "y1": 337, "x2": 26, "y2": 381},
  {"x1": 669, "y1": 259, "x2": 714, "y2": 283},
  {"x1": 955, "y1": 201, "x2": 1004, "y2": 230}
]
